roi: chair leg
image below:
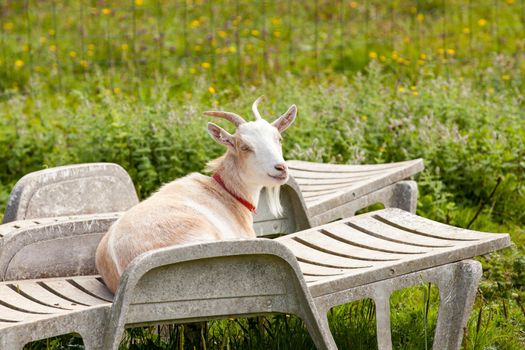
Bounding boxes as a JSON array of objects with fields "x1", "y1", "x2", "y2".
[
  {"x1": 432, "y1": 260, "x2": 482, "y2": 350},
  {"x1": 80, "y1": 330, "x2": 105, "y2": 350},
  {"x1": 300, "y1": 308, "x2": 338, "y2": 350},
  {"x1": 387, "y1": 180, "x2": 418, "y2": 213},
  {"x1": 374, "y1": 290, "x2": 393, "y2": 350}
]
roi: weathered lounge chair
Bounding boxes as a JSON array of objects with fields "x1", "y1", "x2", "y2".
[
  {"x1": 0, "y1": 209, "x2": 510, "y2": 349},
  {"x1": 2, "y1": 160, "x2": 422, "y2": 226}
]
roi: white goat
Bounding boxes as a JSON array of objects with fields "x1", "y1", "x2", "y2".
[{"x1": 95, "y1": 97, "x2": 297, "y2": 293}]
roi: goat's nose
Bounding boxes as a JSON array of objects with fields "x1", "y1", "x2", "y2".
[{"x1": 274, "y1": 163, "x2": 287, "y2": 172}]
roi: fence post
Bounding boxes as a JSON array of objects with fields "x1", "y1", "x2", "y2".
[
  {"x1": 235, "y1": 0, "x2": 242, "y2": 84},
  {"x1": 51, "y1": 0, "x2": 62, "y2": 91},
  {"x1": 24, "y1": 0, "x2": 32, "y2": 94}
]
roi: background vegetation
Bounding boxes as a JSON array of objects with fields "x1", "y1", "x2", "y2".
[{"x1": 1, "y1": 0, "x2": 523, "y2": 349}]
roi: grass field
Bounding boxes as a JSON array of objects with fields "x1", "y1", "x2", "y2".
[{"x1": 1, "y1": 1, "x2": 524, "y2": 349}]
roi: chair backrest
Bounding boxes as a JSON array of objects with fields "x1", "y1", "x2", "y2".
[
  {"x1": 103, "y1": 240, "x2": 314, "y2": 349},
  {"x1": 3, "y1": 163, "x2": 139, "y2": 223}
]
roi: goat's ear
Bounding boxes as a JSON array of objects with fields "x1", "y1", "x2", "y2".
[
  {"x1": 207, "y1": 122, "x2": 235, "y2": 148},
  {"x1": 272, "y1": 104, "x2": 297, "y2": 133}
]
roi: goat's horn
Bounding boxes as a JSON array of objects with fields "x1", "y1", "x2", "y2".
[
  {"x1": 252, "y1": 95, "x2": 264, "y2": 120},
  {"x1": 203, "y1": 111, "x2": 246, "y2": 127}
]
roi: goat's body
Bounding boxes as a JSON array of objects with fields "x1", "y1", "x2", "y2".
[{"x1": 95, "y1": 173, "x2": 255, "y2": 293}]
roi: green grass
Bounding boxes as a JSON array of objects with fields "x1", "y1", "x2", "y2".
[{"x1": 2, "y1": 0, "x2": 524, "y2": 349}]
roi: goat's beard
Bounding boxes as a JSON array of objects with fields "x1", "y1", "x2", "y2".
[{"x1": 265, "y1": 185, "x2": 283, "y2": 217}]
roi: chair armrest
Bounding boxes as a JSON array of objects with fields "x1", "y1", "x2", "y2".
[{"x1": 0, "y1": 212, "x2": 121, "y2": 281}]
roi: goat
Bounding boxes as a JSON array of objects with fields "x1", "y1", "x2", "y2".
[{"x1": 95, "y1": 97, "x2": 297, "y2": 293}]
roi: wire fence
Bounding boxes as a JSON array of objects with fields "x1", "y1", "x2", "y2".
[{"x1": 0, "y1": 0, "x2": 524, "y2": 95}]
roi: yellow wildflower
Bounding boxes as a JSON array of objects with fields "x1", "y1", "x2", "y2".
[
  {"x1": 201, "y1": 62, "x2": 211, "y2": 69},
  {"x1": 487, "y1": 87, "x2": 495, "y2": 94},
  {"x1": 350, "y1": 2, "x2": 358, "y2": 9},
  {"x1": 396, "y1": 57, "x2": 405, "y2": 65},
  {"x1": 102, "y1": 8, "x2": 111, "y2": 15},
  {"x1": 228, "y1": 46, "x2": 236, "y2": 53},
  {"x1": 69, "y1": 51, "x2": 77, "y2": 58},
  {"x1": 3, "y1": 22, "x2": 14, "y2": 31},
  {"x1": 417, "y1": 59, "x2": 425, "y2": 65},
  {"x1": 135, "y1": 0, "x2": 144, "y2": 6},
  {"x1": 251, "y1": 29, "x2": 259, "y2": 37},
  {"x1": 410, "y1": 85, "x2": 417, "y2": 91},
  {"x1": 398, "y1": 86, "x2": 405, "y2": 93},
  {"x1": 189, "y1": 67, "x2": 197, "y2": 74},
  {"x1": 48, "y1": 29, "x2": 55, "y2": 36},
  {"x1": 420, "y1": 53, "x2": 427, "y2": 60},
  {"x1": 39, "y1": 36, "x2": 47, "y2": 44},
  {"x1": 271, "y1": 17, "x2": 282, "y2": 26},
  {"x1": 463, "y1": 27, "x2": 470, "y2": 34},
  {"x1": 87, "y1": 50, "x2": 94, "y2": 57},
  {"x1": 218, "y1": 30, "x2": 227, "y2": 38},
  {"x1": 447, "y1": 48, "x2": 455, "y2": 56},
  {"x1": 368, "y1": 51, "x2": 377, "y2": 60},
  {"x1": 113, "y1": 87, "x2": 121, "y2": 94},
  {"x1": 478, "y1": 18, "x2": 487, "y2": 27},
  {"x1": 437, "y1": 48, "x2": 445, "y2": 55},
  {"x1": 379, "y1": 55, "x2": 386, "y2": 62},
  {"x1": 48, "y1": 44, "x2": 57, "y2": 52},
  {"x1": 88, "y1": 44, "x2": 96, "y2": 50},
  {"x1": 273, "y1": 31, "x2": 281, "y2": 38},
  {"x1": 14, "y1": 59, "x2": 24, "y2": 69},
  {"x1": 506, "y1": 0, "x2": 514, "y2": 4},
  {"x1": 391, "y1": 51, "x2": 398, "y2": 60},
  {"x1": 190, "y1": 20, "x2": 200, "y2": 28},
  {"x1": 502, "y1": 74, "x2": 510, "y2": 81},
  {"x1": 80, "y1": 60, "x2": 89, "y2": 68},
  {"x1": 412, "y1": 91, "x2": 419, "y2": 96},
  {"x1": 121, "y1": 43, "x2": 129, "y2": 51},
  {"x1": 208, "y1": 86, "x2": 216, "y2": 94},
  {"x1": 194, "y1": 45, "x2": 202, "y2": 52},
  {"x1": 416, "y1": 13, "x2": 424, "y2": 22},
  {"x1": 360, "y1": 115, "x2": 368, "y2": 122},
  {"x1": 22, "y1": 45, "x2": 29, "y2": 52}
]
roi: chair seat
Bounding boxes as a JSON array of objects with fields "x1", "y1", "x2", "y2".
[
  {"x1": 287, "y1": 159, "x2": 424, "y2": 217},
  {"x1": 0, "y1": 275, "x2": 112, "y2": 328},
  {"x1": 276, "y1": 208, "x2": 510, "y2": 297}
]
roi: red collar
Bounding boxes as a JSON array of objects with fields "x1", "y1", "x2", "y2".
[{"x1": 212, "y1": 174, "x2": 256, "y2": 213}]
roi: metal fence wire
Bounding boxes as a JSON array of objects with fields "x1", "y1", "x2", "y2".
[{"x1": 0, "y1": 0, "x2": 524, "y2": 94}]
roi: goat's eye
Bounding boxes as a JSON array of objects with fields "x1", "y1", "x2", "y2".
[{"x1": 240, "y1": 145, "x2": 253, "y2": 152}]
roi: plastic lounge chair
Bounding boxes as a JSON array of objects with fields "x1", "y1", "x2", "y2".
[
  {"x1": 286, "y1": 158, "x2": 424, "y2": 226},
  {"x1": 0, "y1": 216, "x2": 332, "y2": 349},
  {"x1": 3, "y1": 160, "x2": 422, "y2": 228},
  {"x1": 0, "y1": 209, "x2": 510, "y2": 349}
]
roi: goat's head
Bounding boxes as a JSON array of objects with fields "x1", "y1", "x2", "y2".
[{"x1": 204, "y1": 97, "x2": 297, "y2": 215}]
